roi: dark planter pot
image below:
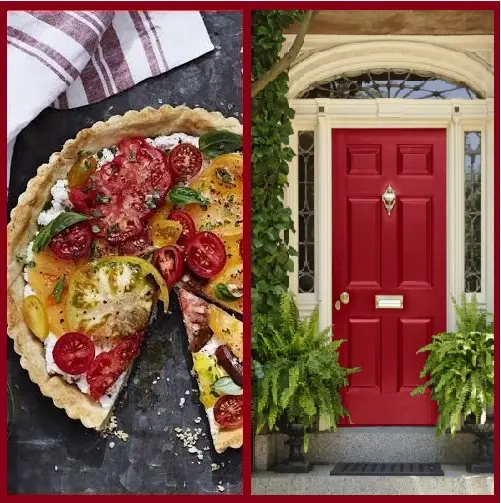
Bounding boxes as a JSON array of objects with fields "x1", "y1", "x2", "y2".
[
  {"x1": 464, "y1": 413, "x2": 494, "y2": 474},
  {"x1": 273, "y1": 415, "x2": 312, "y2": 473}
]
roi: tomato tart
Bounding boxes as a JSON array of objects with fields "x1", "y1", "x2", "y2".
[{"x1": 7, "y1": 105, "x2": 243, "y2": 451}]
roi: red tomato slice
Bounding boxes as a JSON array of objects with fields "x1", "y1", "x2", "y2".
[
  {"x1": 87, "y1": 352, "x2": 121, "y2": 401},
  {"x1": 53, "y1": 332, "x2": 95, "y2": 375},
  {"x1": 213, "y1": 395, "x2": 243, "y2": 429},
  {"x1": 69, "y1": 187, "x2": 97, "y2": 214},
  {"x1": 71, "y1": 138, "x2": 172, "y2": 245},
  {"x1": 152, "y1": 246, "x2": 184, "y2": 287},
  {"x1": 168, "y1": 143, "x2": 203, "y2": 182},
  {"x1": 118, "y1": 224, "x2": 153, "y2": 256},
  {"x1": 167, "y1": 210, "x2": 196, "y2": 247},
  {"x1": 113, "y1": 331, "x2": 144, "y2": 368},
  {"x1": 49, "y1": 222, "x2": 92, "y2": 260},
  {"x1": 184, "y1": 231, "x2": 227, "y2": 278},
  {"x1": 86, "y1": 331, "x2": 143, "y2": 400}
]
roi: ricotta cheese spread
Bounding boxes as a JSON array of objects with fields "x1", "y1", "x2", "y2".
[
  {"x1": 147, "y1": 133, "x2": 199, "y2": 150},
  {"x1": 37, "y1": 179, "x2": 70, "y2": 226}
]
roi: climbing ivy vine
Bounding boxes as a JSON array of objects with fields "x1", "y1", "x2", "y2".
[{"x1": 251, "y1": 11, "x2": 305, "y2": 359}]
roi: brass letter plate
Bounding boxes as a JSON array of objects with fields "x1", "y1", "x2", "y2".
[{"x1": 375, "y1": 295, "x2": 403, "y2": 309}]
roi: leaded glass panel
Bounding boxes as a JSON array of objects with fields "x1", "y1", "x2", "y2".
[
  {"x1": 465, "y1": 132, "x2": 482, "y2": 293},
  {"x1": 298, "y1": 131, "x2": 315, "y2": 293},
  {"x1": 298, "y1": 69, "x2": 481, "y2": 100}
]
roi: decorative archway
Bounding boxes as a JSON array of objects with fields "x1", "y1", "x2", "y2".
[{"x1": 288, "y1": 40, "x2": 494, "y2": 99}]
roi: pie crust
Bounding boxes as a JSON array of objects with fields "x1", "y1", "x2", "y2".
[{"x1": 7, "y1": 105, "x2": 242, "y2": 430}]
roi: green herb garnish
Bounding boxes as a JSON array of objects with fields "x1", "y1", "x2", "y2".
[
  {"x1": 198, "y1": 131, "x2": 242, "y2": 159},
  {"x1": 95, "y1": 194, "x2": 110, "y2": 204},
  {"x1": 16, "y1": 253, "x2": 36, "y2": 268},
  {"x1": 211, "y1": 376, "x2": 243, "y2": 396},
  {"x1": 51, "y1": 275, "x2": 66, "y2": 304},
  {"x1": 32, "y1": 212, "x2": 90, "y2": 253},
  {"x1": 214, "y1": 283, "x2": 242, "y2": 301},
  {"x1": 216, "y1": 168, "x2": 233, "y2": 184},
  {"x1": 168, "y1": 187, "x2": 210, "y2": 207}
]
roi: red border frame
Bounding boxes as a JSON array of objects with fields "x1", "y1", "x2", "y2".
[{"x1": 1, "y1": 2, "x2": 499, "y2": 500}]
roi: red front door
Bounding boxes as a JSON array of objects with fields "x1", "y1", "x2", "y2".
[{"x1": 332, "y1": 129, "x2": 446, "y2": 425}]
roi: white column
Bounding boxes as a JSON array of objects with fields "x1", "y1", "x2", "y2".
[
  {"x1": 485, "y1": 109, "x2": 494, "y2": 313},
  {"x1": 448, "y1": 113, "x2": 463, "y2": 331},
  {"x1": 315, "y1": 105, "x2": 333, "y2": 331}
]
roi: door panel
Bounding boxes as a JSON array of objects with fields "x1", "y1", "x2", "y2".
[{"x1": 332, "y1": 129, "x2": 446, "y2": 426}]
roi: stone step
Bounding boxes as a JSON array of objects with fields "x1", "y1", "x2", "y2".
[
  {"x1": 254, "y1": 428, "x2": 478, "y2": 471},
  {"x1": 252, "y1": 464, "x2": 494, "y2": 495}
]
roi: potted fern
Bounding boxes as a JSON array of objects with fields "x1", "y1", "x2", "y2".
[
  {"x1": 253, "y1": 292, "x2": 359, "y2": 472},
  {"x1": 411, "y1": 294, "x2": 494, "y2": 472}
]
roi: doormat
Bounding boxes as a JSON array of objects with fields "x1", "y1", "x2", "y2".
[{"x1": 330, "y1": 463, "x2": 444, "y2": 476}]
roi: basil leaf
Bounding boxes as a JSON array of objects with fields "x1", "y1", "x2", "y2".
[
  {"x1": 198, "y1": 131, "x2": 242, "y2": 159},
  {"x1": 214, "y1": 283, "x2": 242, "y2": 301},
  {"x1": 168, "y1": 187, "x2": 210, "y2": 206},
  {"x1": 211, "y1": 376, "x2": 243, "y2": 396},
  {"x1": 32, "y1": 212, "x2": 90, "y2": 253},
  {"x1": 51, "y1": 274, "x2": 66, "y2": 304}
]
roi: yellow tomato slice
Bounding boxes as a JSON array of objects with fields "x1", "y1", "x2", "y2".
[
  {"x1": 207, "y1": 305, "x2": 243, "y2": 360},
  {"x1": 184, "y1": 153, "x2": 243, "y2": 237},
  {"x1": 192, "y1": 352, "x2": 227, "y2": 409},
  {"x1": 151, "y1": 220, "x2": 183, "y2": 248},
  {"x1": 66, "y1": 256, "x2": 169, "y2": 341},
  {"x1": 22, "y1": 295, "x2": 49, "y2": 341},
  {"x1": 68, "y1": 156, "x2": 97, "y2": 188}
]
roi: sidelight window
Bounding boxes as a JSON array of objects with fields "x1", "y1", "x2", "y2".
[{"x1": 464, "y1": 132, "x2": 482, "y2": 293}]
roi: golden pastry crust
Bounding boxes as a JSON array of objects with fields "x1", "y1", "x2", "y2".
[
  {"x1": 213, "y1": 427, "x2": 243, "y2": 454},
  {"x1": 7, "y1": 105, "x2": 242, "y2": 430}
]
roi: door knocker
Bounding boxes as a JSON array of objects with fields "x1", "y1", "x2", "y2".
[{"x1": 382, "y1": 184, "x2": 396, "y2": 216}]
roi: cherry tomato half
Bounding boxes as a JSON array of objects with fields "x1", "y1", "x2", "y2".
[
  {"x1": 86, "y1": 352, "x2": 120, "y2": 401},
  {"x1": 168, "y1": 143, "x2": 203, "y2": 182},
  {"x1": 167, "y1": 210, "x2": 196, "y2": 247},
  {"x1": 53, "y1": 332, "x2": 95, "y2": 375},
  {"x1": 213, "y1": 395, "x2": 243, "y2": 429},
  {"x1": 152, "y1": 246, "x2": 184, "y2": 287},
  {"x1": 49, "y1": 223, "x2": 92, "y2": 261},
  {"x1": 184, "y1": 231, "x2": 227, "y2": 279}
]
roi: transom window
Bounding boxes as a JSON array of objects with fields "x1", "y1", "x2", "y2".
[{"x1": 298, "y1": 69, "x2": 481, "y2": 100}]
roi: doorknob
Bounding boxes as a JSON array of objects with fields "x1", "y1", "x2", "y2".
[{"x1": 340, "y1": 292, "x2": 350, "y2": 304}]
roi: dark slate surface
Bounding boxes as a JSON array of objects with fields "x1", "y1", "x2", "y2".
[{"x1": 7, "y1": 12, "x2": 242, "y2": 495}]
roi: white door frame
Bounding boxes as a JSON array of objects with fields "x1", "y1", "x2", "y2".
[{"x1": 286, "y1": 98, "x2": 494, "y2": 332}]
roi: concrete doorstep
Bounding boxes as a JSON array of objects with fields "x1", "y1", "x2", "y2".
[{"x1": 252, "y1": 465, "x2": 494, "y2": 495}]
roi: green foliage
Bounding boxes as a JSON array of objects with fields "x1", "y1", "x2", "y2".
[
  {"x1": 251, "y1": 10, "x2": 304, "y2": 342},
  {"x1": 253, "y1": 292, "x2": 360, "y2": 440},
  {"x1": 411, "y1": 294, "x2": 494, "y2": 436}
]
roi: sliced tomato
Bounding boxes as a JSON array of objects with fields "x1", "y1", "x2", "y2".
[
  {"x1": 87, "y1": 352, "x2": 121, "y2": 401},
  {"x1": 151, "y1": 220, "x2": 183, "y2": 248},
  {"x1": 68, "y1": 156, "x2": 97, "y2": 188},
  {"x1": 152, "y1": 246, "x2": 184, "y2": 287},
  {"x1": 76, "y1": 138, "x2": 172, "y2": 244},
  {"x1": 113, "y1": 331, "x2": 143, "y2": 368},
  {"x1": 119, "y1": 224, "x2": 153, "y2": 256},
  {"x1": 184, "y1": 231, "x2": 227, "y2": 278},
  {"x1": 168, "y1": 143, "x2": 203, "y2": 182},
  {"x1": 167, "y1": 210, "x2": 196, "y2": 247},
  {"x1": 53, "y1": 332, "x2": 95, "y2": 375},
  {"x1": 49, "y1": 222, "x2": 92, "y2": 260},
  {"x1": 86, "y1": 331, "x2": 143, "y2": 400},
  {"x1": 69, "y1": 186, "x2": 97, "y2": 214},
  {"x1": 213, "y1": 395, "x2": 243, "y2": 429}
]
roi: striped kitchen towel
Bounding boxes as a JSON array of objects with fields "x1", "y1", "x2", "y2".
[{"x1": 7, "y1": 10, "x2": 214, "y2": 179}]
